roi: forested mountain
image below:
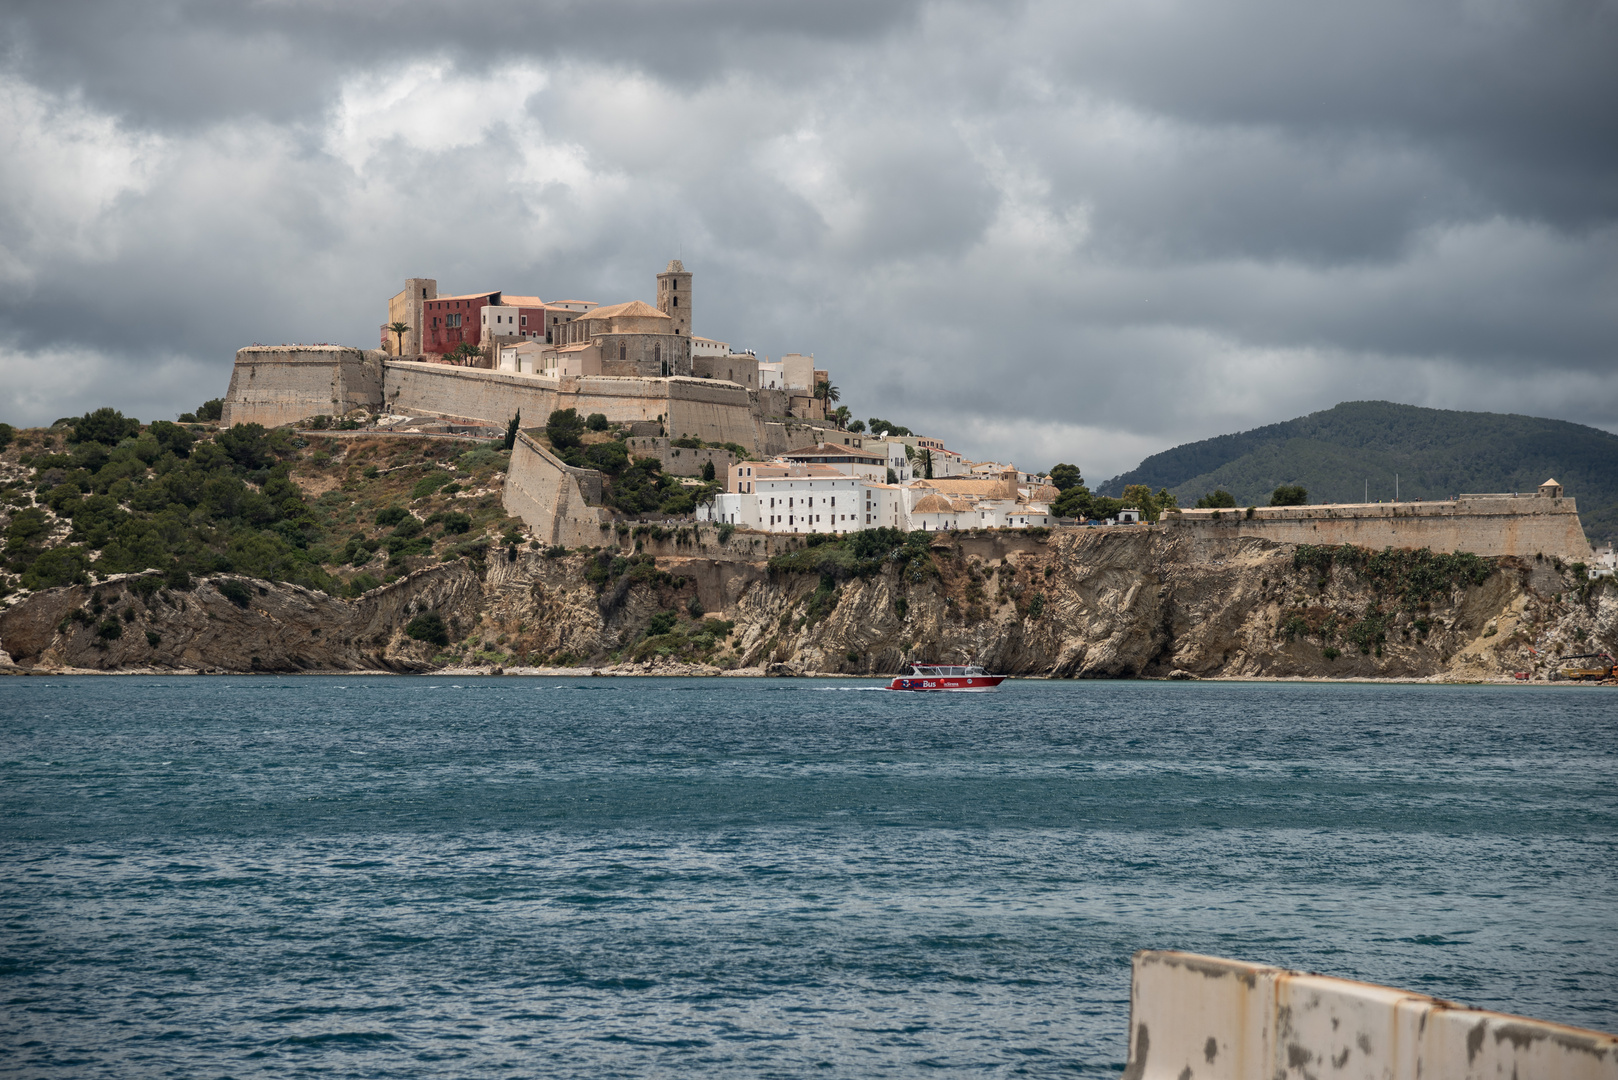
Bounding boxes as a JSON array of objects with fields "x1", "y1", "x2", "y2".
[{"x1": 1098, "y1": 402, "x2": 1618, "y2": 544}]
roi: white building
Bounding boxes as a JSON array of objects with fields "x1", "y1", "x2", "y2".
[
  {"x1": 480, "y1": 303, "x2": 546, "y2": 344},
  {"x1": 701, "y1": 464, "x2": 867, "y2": 533},
  {"x1": 779, "y1": 442, "x2": 889, "y2": 482},
  {"x1": 497, "y1": 340, "x2": 551, "y2": 373},
  {"x1": 865, "y1": 439, "x2": 914, "y2": 483}
]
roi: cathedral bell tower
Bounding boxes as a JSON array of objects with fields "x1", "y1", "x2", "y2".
[{"x1": 656, "y1": 260, "x2": 692, "y2": 338}]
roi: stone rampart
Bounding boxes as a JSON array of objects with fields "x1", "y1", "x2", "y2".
[
  {"x1": 1122, "y1": 950, "x2": 1617, "y2": 1080},
  {"x1": 384, "y1": 362, "x2": 560, "y2": 427},
  {"x1": 502, "y1": 432, "x2": 613, "y2": 547},
  {"x1": 1164, "y1": 496, "x2": 1592, "y2": 561},
  {"x1": 624, "y1": 437, "x2": 738, "y2": 476},
  {"x1": 662, "y1": 378, "x2": 761, "y2": 447},
  {"x1": 220, "y1": 347, "x2": 384, "y2": 428},
  {"x1": 220, "y1": 347, "x2": 765, "y2": 453}
]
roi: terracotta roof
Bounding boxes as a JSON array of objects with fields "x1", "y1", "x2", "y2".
[
  {"x1": 912, "y1": 493, "x2": 956, "y2": 514},
  {"x1": 916, "y1": 477, "x2": 1020, "y2": 500},
  {"x1": 1030, "y1": 484, "x2": 1062, "y2": 502},
  {"x1": 581, "y1": 299, "x2": 670, "y2": 321},
  {"x1": 431, "y1": 291, "x2": 498, "y2": 302},
  {"x1": 499, "y1": 295, "x2": 544, "y2": 308},
  {"x1": 781, "y1": 443, "x2": 885, "y2": 461}
]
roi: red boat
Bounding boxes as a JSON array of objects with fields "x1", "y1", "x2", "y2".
[{"x1": 888, "y1": 663, "x2": 1006, "y2": 692}]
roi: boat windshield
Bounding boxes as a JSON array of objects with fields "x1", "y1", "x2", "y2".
[{"x1": 908, "y1": 664, "x2": 985, "y2": 677}]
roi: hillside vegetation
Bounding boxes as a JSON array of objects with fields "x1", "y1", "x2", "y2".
[
  {"x1": 1098, "y1": 401, "x2": 1618, "y2": 543},
  {"x1": 0, "y1": 408, "x2": 521, "y2": 604}
]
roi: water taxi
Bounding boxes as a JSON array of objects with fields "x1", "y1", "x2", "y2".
[{"x1": 888, "y1": 662, "x2": 1006, "y2": 692}]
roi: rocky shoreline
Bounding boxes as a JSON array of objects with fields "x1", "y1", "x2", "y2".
[{"x1": 3, "y1": 527, "x2": 1612, "y2": 683}]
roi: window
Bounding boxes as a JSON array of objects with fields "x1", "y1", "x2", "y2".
[
  {"x1": 672, "y1": 296, "x2": 678, "y2": 307},
  {"x1": 654, "y1": 343, "x2": 661, "y2": 364},
  {"x1": 521, "y1": 316, "x2": 527, "y2": 325},
  {"x1": 619, "y1": 342, "x2": 627, "y2": 362}
]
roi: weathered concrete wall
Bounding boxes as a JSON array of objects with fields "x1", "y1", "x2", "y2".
[
  {"x1": 1123, "y1": 950, "x2": 1617, "y2": 1080},
  {"x1": 220, "y1": 347, "x2": 384, "y2": 428},
  {"x1": 1165, "y1": 497, "x2": 1593, "y2": 561},
  {"x1": 502, "y1": 432, "x2": 614, "y2": 547}
]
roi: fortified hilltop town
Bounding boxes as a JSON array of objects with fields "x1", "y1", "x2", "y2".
[{"x1": 218, "y1": 261, "x2": 1594, "y2": 562}]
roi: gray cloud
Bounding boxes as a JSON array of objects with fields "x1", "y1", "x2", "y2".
[{"x1": 1, "y1": 0, "x2": 1614, "y2": 480}]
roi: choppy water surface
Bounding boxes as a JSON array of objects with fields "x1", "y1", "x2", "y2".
[{"x1": 1, "y1": 677, "x2": 1614, "y2": 1077}]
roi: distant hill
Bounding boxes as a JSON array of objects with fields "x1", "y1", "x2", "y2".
[{"x1": 1098, "y1": 401, "x2": 1618, "y2": 545}]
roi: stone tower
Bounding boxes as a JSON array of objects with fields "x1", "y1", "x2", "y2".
[
  {"x1": 387, "y1": 277, "x2": 437, "y2": 356},
  {"x1": 656, "y1": 260, "x2": 692, "y2": 338}
]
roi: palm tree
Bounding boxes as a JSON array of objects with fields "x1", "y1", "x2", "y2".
[
  {"x1": 831, "y1": 405, "x2": 852, "y2": 430},
  {"x1": 387, "y1": 321, "x2": 410, "y2": 355},
  {"x1": 814, "y1": 380, "x2": 840, "y2": 404}
]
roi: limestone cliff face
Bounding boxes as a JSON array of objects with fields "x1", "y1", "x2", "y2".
[{"x1": 2, "y1": 528, "x2": 1611, "y2": 681}]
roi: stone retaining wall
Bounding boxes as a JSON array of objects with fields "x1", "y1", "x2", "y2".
[
  {"x1": 1164, "y1": 496, "x2": 1592, "y2": 560},
  {"x1": 501, "y1": 432, "x2": 613, "y2": 548}
]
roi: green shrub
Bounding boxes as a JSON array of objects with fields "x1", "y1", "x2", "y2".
[
  {"x1": 345, "y1": 572, "x2": 382, "y2": 597},
  {"x1": 546, "y1": 408, "x2": 586, "y2": 449},
  {"x1": 145, "y1": 629, "x2": 161, "y2": 647},
  {"x1": 70, "y1": 407, "x2": 141, "y2": 447},
  {"x1": 586, "y1": 413, "x2": 609, "y2": 431},
  {"x1": 21, "y1": 546, "x2": 90, "y2": 590},
  {"x1": 392, "y1": 515, "x2": 424, "y2": 538},
  {"x1": 195, "y1": 399, "x2": 224, "y2": 422},
  {"x1": 1027, "y1": 592, "x2": 1045, "y2": 618},
  {"x1": 686, "y1": 595, "x2": 705, "y2": 618},
  {"x1": 428, "y1": 510, "x2": 472, "y2": 534},
  {"x1": 216, "y1": 578, "x2": 253, "y2": 608},
  {"x1": 0, "y1": 423, "x2": 12, "y2": 451},
  {"x1": 411, "y1": 471, "x2": 451, "y2": 499},
  {"x1": 647, "y1": 610, "x2": 678, "y2": 636},
  {"x1": 375, "y1": 505, "x2": 408, "y2": 527},
  {"x1": 1269, "y1": 484, "x2": 1309, "y2": 506},
  {"x1": 405, "y1": 610, "x2": 450, "y2": 646}
]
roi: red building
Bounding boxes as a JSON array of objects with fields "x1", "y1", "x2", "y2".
[{"x1": 420, "y1": 291, "x2": 547, "y2": 355}]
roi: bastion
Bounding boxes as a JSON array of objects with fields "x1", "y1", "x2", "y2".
[
  {"x1": 220, "y1": 346, "x2": 791, "y2": 451},
  {"x1": 1164, "y1": 494, "x2": 1592, "y2": 562}
]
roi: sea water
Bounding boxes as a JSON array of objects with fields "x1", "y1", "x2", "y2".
[{"x1": 1, "y1": 677, "x2": 1614, "y2": 1077}]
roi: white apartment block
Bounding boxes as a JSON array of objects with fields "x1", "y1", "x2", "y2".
[{"x1": 703, "y1": 464, "x2": 866, "y2": 533}]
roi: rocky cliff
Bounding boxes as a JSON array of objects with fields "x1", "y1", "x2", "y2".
[{"x1": 4, "y1": 526, "x2": 1612, "y2": 681}]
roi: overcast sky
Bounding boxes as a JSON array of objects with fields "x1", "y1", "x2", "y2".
[{"x1": 2, "y1": 0, "x2": 1614, "y2": 480}]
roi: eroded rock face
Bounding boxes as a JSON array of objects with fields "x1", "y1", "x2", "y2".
[{"x1": 1, "y1": 530, "x2": 1610, "y2": 680}]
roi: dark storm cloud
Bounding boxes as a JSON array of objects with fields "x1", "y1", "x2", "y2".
[{"x1": 1, "y1": 0, "x2": 1613, "y2": 478}]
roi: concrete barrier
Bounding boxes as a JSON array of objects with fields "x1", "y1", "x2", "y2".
[{"x1": 1122, "y1": 951, "x2": 1617, "y2": 1080}]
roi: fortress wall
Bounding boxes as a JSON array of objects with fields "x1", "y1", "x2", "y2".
[
  {"x1": 662, "y1": 378, "x2": 760, "y2": 448},
  {"x1": 502, "y1": 432, "x2": 613, "y2": 548},
  {"x1": 1123, "y1": 950, "x2": 1618, "y2": 1080},
  {"x1": 383, "y1": 362, "x2": 559, "y2": 426},
  {"x1": 624, "y1": 437, "x2": 737, "y2": 476},
  {"x1": 1166, "y1": 498, "x2": 1593, "y2": 561},
  {"x1": 221, "y1": 347, "x2": 383, "y2": 428}
]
